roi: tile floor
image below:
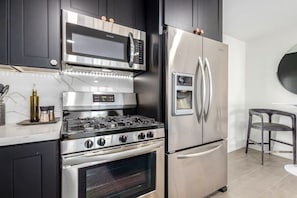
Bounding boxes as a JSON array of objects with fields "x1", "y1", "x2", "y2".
[{"x1": 209, "y1": 148, "x2": 297, "y2": 198}]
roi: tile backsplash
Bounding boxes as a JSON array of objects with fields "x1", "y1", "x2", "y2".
[{"x1": 0, "y1": 71, "x2": 133, "y2": 123}]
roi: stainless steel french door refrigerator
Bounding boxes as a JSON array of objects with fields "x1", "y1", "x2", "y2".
[{"x1": 165, "y1": 26, "x2": 228, "y2": 198}]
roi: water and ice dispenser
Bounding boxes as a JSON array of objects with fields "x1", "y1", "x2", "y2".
[{"x1": 172, "y1": 72, "x2": 194, "y2": 115}]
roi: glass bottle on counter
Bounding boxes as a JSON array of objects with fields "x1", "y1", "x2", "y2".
[{"x1": 30, "y1": 84, "x2": 39, "y2": 122}]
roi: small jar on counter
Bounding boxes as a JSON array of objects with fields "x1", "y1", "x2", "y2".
[
  {"x1": 48, "y1": 106, "x2": 55, "y2": 121},
  {"x1": 0, "y1": 101, "x2": 5, "y2": 126},
  {"x1": 39, "y1": 106, "x2": 49, "y2": 122}
]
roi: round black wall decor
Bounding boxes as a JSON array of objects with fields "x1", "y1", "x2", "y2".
[{"x1": 277, "y1": 45, "x2": 297, "y2": 94}]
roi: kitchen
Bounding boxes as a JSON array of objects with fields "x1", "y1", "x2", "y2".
[{"x1": 1, "y1": 0, "x2": 297, "y2": 198}]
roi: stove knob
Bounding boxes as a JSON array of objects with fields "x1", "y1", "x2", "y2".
[
  {"x1": 147, "y1": 131, "x2": 154, "y2": 138},
  {"x1": 84, "y1": 140, "x2": 94, "y2": 149},
  {"x1": 138, "y1": 133, "x2": 146, "y2": 140},
  {"x1": 97, "y1": 138, "x2": 106, "y2": 146},
  {"x1": 119, "y1": 135, "x2": 127, "y2": 143}
]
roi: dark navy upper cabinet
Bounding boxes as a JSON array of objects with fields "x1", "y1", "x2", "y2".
[
  {"x1": 0, "y1": 0, "x2": 8, "y2": 64},
  {"x1": 61, "y1": 0, "x2": 145, "y2": 31},
  {"x1": 164, "y1": 0, "x2": 196, "y2": 32},
  {"x1": 0, "y1": 141, "x2": 60, "y2": 198},
  {"x1": 107, "y1": 0, "x2": 145, "y2": 31},
  {"x1": 197, "y1": 0, "x2": 222, "y2": 41},
  {"x1": 164, "y1": 0, "x2": 222, "y2": 41},
  {"x1": 10, "y1": 0, "x2": 60, "y2": 69},
  {"x1": 61, "y1": 0, "x2": 107, "y2": 18}
]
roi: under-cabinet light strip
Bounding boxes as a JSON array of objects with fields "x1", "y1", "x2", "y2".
[{"x1": 61, "y1": 70, "x2": 133, "y2": 79}]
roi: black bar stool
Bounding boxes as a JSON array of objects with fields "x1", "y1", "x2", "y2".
[{"x1": 245, "y1": 109, "x2": 296, "y2": 165}]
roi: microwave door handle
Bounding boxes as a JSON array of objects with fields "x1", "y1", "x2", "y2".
[
  {"x1": 128, "y1": 32, "x2": 135, "y2": 67},
  {"x1": 204, "y1": 57, "x2": 213, "y2": 121},
  {"x1": 195, "y1": 56, "x2": 206, "y2": 122}
]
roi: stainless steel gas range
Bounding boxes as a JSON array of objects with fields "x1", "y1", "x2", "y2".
[{"x1": 61, "y1": 92, "x2": 165, "y2": 198}]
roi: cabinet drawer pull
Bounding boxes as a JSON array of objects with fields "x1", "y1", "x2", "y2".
[
  {"x1": 50, "y1": 59, "x2": 57, "y2": 66},
  {"x1": 193, "y1": 28, "x2": 204, "y2": 35},
  {"x1": 109, "y1": 18, "x2": 115, "y2": 23},
  {"x1": 101, "y1": 16, "x2": 107, "y2": 21},
  {"x1": 200, "y1": 29, "x2": 204, "y2": 35},
  {"x1": 193, "y1": 28, "x2": 200, "y2": 35}
]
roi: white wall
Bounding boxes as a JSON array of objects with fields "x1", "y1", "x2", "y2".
[
  {"x1": 0, "y1": 71, "x2": 133, "y2": 124},
  {"x1": 223, "y1": 35, "x2": 247, "y2": 152},
  {"x1": 245, "y1": 26, "x2": 297, "y2": 159}
]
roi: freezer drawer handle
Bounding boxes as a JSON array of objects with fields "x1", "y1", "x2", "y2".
[{"x1": 177, "y1": 144, "x2": 222, "y2": 159}]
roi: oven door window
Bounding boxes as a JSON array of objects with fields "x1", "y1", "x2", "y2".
[
  {"x1": 66, "y1": 23, "x2": 128, "y2": 62},
  {"x1": 78, "y1": 152, "x2": 156, "y2": 198}
]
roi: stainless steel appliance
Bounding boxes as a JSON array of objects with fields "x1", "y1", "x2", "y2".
[
  {"x1": 61, "y1": 92, "x2": 164, "y2": 198},
  {"x1": 165, "y1": 26, "x2": 228, "y2": 197},
  {"x1": 62, "y1": 10, "x2": 146, "y2": 71}
]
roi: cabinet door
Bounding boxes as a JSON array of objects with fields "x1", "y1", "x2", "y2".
[
  {"x1": 197, "y1": 0, "x2": 222, "y2": 41},
  {"x1": 0, "y1": 141, "x2": 60, "y2": 198},
  {"x1": 164, "y1": 0, "x2": 196, "y2": 32},
  {"x1": 107, "y1": 0, "x2": 145, "y2": 31},
  {"x1": 107, "y1": 0, "x2": 134, "y2": 28},
  {"x1": 61, "y1": 0, "x2": 107, "y2": 19},
  {"x1": 0, "y1": 0, "x2": 8, "y2": 64},
  {"x1": 133, "y1": 0, "x2": 145, "y2": 31},
  {"x1": 10, "y1": 0, "x2": 60, "y2": 69}
]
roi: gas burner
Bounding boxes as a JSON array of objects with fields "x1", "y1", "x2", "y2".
[
  {"x1": 63, "y1": 115, "x2": 162, "y2": 135},
  {"x1": 61, "y1": 92, "x2": 165, "y2": 155}
]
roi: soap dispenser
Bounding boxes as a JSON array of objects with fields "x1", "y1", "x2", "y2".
[{"x1": 30, "y1": 84, "x2": 39, "y2": 122}]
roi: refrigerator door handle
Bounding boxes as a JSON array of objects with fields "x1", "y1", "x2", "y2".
[
  {"x1": 203, "y1": 57, "x2": 213, "y2": 121},
  {"x1": 177, "y1": 144, "x2": 223, "y2": 159},
  {"x1": 195, "y1": 56, "x2": 206, "y2": 122}
]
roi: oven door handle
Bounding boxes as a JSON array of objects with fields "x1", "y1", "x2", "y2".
[{"x1": 63, "y1": 141, "x2": 163, "y2": 168}]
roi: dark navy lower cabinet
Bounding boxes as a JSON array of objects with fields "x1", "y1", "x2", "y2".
[
  {"x1": 0, "y1": 140, "x2": 60, "y2": 198},
  {"x1": 0, "y1": 0, "x2": 8, "y2": 65},
  {"x1": 10, "y1": 0, "x2": 60, "y2": 69}
]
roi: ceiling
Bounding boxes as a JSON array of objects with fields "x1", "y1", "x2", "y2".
[{"x1": 223, "y1": 0, "x2": 297, "y2": 42}]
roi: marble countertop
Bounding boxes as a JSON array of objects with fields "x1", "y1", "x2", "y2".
[{"x1": 0, "y1": 121, "x2": 61, "y2": 146}]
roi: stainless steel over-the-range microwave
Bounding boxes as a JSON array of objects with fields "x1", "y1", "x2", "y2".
[{"x1": 62, "y1": 10, "x2": 146, "y2": 71}]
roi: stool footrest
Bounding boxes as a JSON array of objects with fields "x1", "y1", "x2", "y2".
[
  {"x1": 248, "y1": 139, "x2": 269, "y2": 145},
  {"x1": 265, "y1": 150, "x2": 293, "y2": 154},
  {"x1": 270, "y1": 138, "x2": 293, "y2": 147}
]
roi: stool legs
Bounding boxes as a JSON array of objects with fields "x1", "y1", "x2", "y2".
[
  {"x1": 245, "y1": 115, "x2": 252, "y2": 154},
  {"x1": 293, "y1": 128, "x2": 296, "y2": 164},
  {"x1": 268, "y1": 131, "x2": 271, "y2": 152},
  {"x1": 261, "y1": 128, "x2": 264, "y2": 165},
  {"x1": 268, "y1": 116, "x2": 272, "y2": 152}
]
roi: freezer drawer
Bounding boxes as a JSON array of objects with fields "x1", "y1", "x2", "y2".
[{"x1": 167, "y1": 140, "x2": 227, "y2": 198}]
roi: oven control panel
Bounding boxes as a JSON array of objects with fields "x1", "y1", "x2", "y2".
[{"x1": 61, "y1": 128, "x2": 165, "y2": 154}]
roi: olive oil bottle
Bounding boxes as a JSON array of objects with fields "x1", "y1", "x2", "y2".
[{"x1": 30, "y1": 85, "x2": 39, "y2": 122}]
